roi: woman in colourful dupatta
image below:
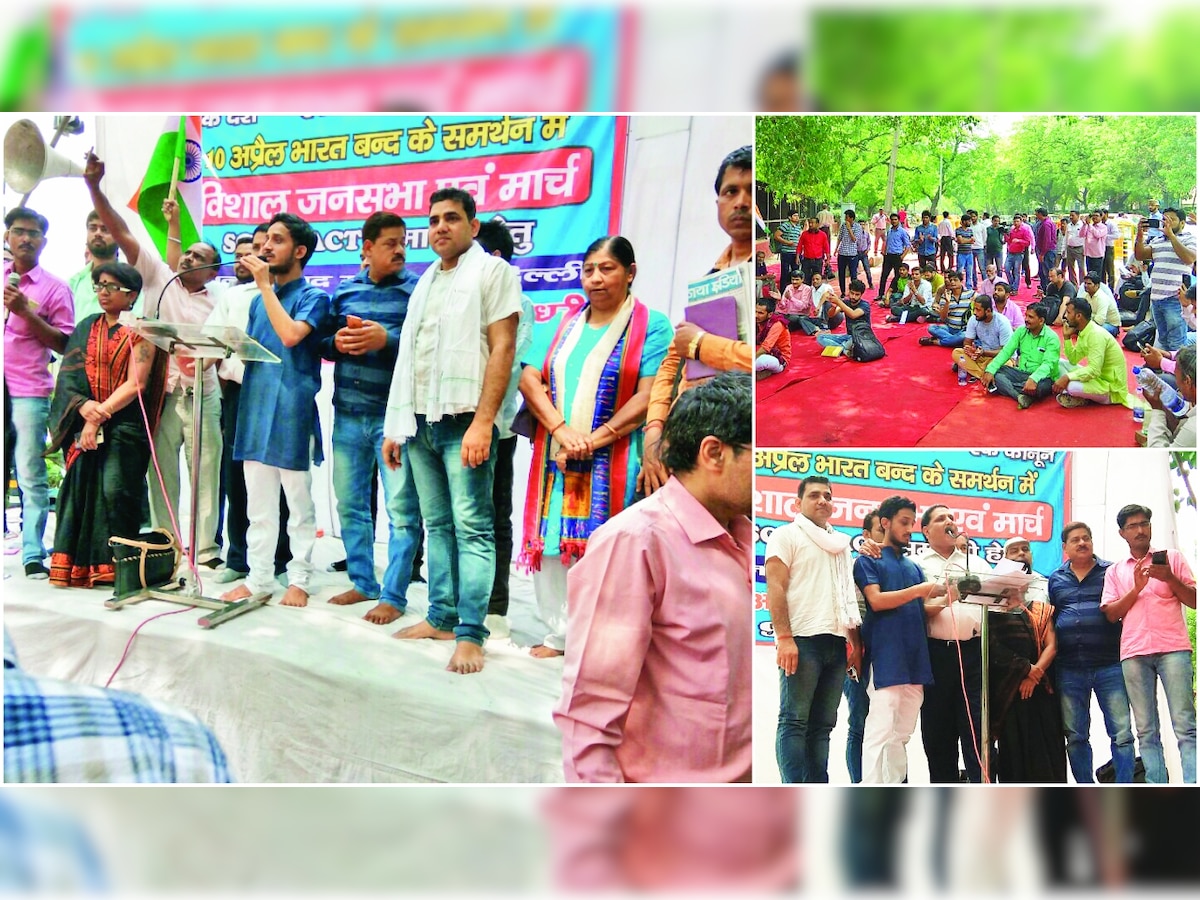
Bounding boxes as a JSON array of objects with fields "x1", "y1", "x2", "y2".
[
  {"x1": 518, "y1": 236, "x2": 672, "y2": 657},
  {"x1": 47, "y1": 261, "x2": 168, "y2": 588}
]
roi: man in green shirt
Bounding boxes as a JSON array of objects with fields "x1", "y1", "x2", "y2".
[
  {"x1": 1053, "y1": 296, "x2": 1135, "y2": 409},
  {"x1": 981, "y1": 302, "x2": 1061, "y2": 409},
  {"x1": 66, "y1": 210, "x2": 130, "y2": 321}
]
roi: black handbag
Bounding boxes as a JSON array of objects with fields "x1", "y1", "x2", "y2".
[{"x1": 110, "y1": 528, "x2": 182, "y2": 599}]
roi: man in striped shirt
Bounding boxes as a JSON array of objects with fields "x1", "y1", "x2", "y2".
[
  {"x1": 773, "y1": 212, "x2": 802, "y2": 287},
  {"x1": 1133, "y1": 208, "x2": 1196, "y2": 352}
]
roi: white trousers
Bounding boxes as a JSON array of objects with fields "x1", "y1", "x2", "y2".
[
  {"x1": 148, "y1": 386, "x2": 223, "y2": 562},
  {"x1": 861, "y1": 682, "x2": 924, "y2": 784},
  {"x1": 243, "y1": 460, "x2": 315, "y2": 594},
  {"x1": 533, "y1": 560, "x2": 572, "y2": 651}
]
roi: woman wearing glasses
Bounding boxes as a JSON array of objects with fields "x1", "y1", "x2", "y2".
[{"x1": 46, "y1": 261, "x2": 168, "y2": 588}]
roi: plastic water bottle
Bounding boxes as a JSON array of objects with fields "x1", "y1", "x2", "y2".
[
  {"x1": 1132, "y1": 366, "x2": 1190, "y2": 416},
  {"x1": 1133, "y1": 385, "x2": 1145, "y2": 427},
  {"x1": 957, "y1": 366, "x2": 968, "y2": 386}
]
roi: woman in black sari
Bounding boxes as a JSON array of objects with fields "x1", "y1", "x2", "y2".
[
  {"x1": 987, "y1": 598, "x2": 1068, "y2": 782},
  {"x1": 47, "y1": 261, "x2": 167, "y2": 588}
]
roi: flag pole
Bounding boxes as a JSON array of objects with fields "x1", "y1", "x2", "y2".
[{"x1": 167, "y1": 115, "x2": 184, "y2": 202}]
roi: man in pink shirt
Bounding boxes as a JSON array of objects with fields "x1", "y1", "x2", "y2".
[
  {"x1": 1081, "y1": 211, "x2": 1109, "y2": 285},
  {"x1": 3, "y1": 208, "x2": 75, "y2": 578},
  {"x1": 1101, "y1": 503, "x2": 1196, "y2": 783},
  {"x1": 555, "y1": 371, "x2": 752, "y2": 782}
]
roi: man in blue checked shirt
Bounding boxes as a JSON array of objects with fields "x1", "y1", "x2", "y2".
[
  {"x1": 913, "y1": 210, "x2": 939, "y2": 273},
  {"x1": 3, "y1": 630, "x2": 232, "y2": 783},
  {"x1": 322, "y1": 212, "x2": 421, "y2": 626}
]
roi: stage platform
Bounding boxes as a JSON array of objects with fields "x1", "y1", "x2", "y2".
[{"x1": 3, "y1": 532, "x2": 567, "y2": 783}]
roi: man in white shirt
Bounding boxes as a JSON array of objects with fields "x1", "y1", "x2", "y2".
[
  {"x1": 766, "y1": 476, "x2": 863, "y2": 783},
  {"x1": 84, "y1": 153, "x2": 225, "y2": 568},
  {"x1": 1065, "y1": 210, "x2": 1086, "y2": 284},
  {"x1": 1081, "y1": 274, "x2": 1122, "y2": 337},
  {"x1": 382, "y1": 188, "x2": 521, "y2": 675},
  {"x1": 917, "y1": 504, "x2": 990, "y2": 783}
]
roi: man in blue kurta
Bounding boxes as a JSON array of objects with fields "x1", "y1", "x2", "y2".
[
  {"x1": 854, "y1": 495, "x2": 943, "y2": 784},
  {"x1": 222, "y1": 213, "x2": 330, "y2": 608},
  {"x1": 321, "y1": 212, "x2": 420, "y2": 626}
]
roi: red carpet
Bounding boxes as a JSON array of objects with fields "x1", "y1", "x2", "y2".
[{"x1": 756, "y1": 299, "x2": 1145, "y2": 448}]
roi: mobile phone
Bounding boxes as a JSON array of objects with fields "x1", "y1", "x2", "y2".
[
  {"x1": 1151, "y1": 550, "x2": 1167, "y2": 566},
  {"x1": 1147, "y1": 218, "x2": 1161, "y2": 229},
  {"x1": 345, "y1": 314, "x2": 364, "y2": 328}
]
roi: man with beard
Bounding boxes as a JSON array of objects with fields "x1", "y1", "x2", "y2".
[
  {"x1": 68, "y1": 210, "x2": 133, "y2": 320},
  {"x1": 205, "y1": 226, "x2": 293, "y2": 584},
  {"x1": 85, "y1": 153, "x2": 226, "y2": 567},
  {"x1": 1133, "y1": 207, "x2": 1197, "y2": 351},
  {"x1": 855, "y1": 495, "x2": 945, "y2": 783},
  {"x1": 220, "y1": 213, "x2": 329, "y2": 609}
]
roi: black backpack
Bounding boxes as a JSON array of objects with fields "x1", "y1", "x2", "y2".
[
  {"x1": 845, "y1": 313, "x2": 885, "y2": 362},
  {"x1": 1122, "y1": 318, "x2": 1155, "y2": 352}
]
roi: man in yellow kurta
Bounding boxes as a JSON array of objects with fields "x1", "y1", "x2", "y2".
[{"x1": 1053, "y1": 295, "x2": 1136, "y2": 409}]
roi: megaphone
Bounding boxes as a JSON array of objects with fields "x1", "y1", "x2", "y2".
[{"x1": 3, "y1": 118, "x2": 86, "y2": 194}]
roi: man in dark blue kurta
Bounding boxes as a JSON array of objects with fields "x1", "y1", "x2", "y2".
[
  {"x1": 853, "y1": 495, "x2": 942, "y2": 784},
  {"x1": 223, "y1": 213, "x2": 329, "y2": 608}
]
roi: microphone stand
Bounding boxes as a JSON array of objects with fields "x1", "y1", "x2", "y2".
[{"x1": 955, "y1": 531, "x2": 990, "y2": 783}]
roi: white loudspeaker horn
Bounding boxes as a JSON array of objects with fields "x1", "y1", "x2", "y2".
[{"x1": 4, "y1": 118, "x2": 86, "y2": 194}]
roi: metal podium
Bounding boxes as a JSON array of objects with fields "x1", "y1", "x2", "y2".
[
  {"x1": 105, "y1": 317, "x2": 281, "y2": 628},
  {"x1": 945, "y1": 565, "x2": 1038, "y2": 783}
]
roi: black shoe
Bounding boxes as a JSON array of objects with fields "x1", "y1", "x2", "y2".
[
  {"x1": 24, "y1": 561, "x2": 49, "y2": 580},
  {"x1": 199, "y1": 557, "x2": 223, "y2": 570},
  {"x1": 331, "y1": 558, "x2": 348, "y2": 572}
]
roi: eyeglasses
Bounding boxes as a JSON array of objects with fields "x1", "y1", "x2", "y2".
[
  {"x1": 95, "y1": 282, "x2": 133, "y2": 294},
  {"x1": 8, "y1": 227, "x2": 43, "y2": 239}
]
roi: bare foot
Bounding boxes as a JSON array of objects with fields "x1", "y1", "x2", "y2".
[
  {"x1": 280, "y1": 585, "x2": 309, "y2": 607},
  {"x1": 447, "y1": 641, "x2": 485, "y2": 674},
  {"x1": 221, "y1": 585, "x2": 253, "y2": 602},
  {"x1": 328, "y1": 588, "x2": 371, "y2": 606},
  {"x1": 364, "y1": 602, "x2": 403, "y2": 625},
  {"x1": 392, "y1": 620, "x2": 455, "y2": 641},
  {"x1": 530, "y1": 645, "x2": 565, "y2": 659}
]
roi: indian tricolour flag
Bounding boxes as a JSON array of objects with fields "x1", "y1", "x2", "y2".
[{"x1": 126, "y1": 115, "x2": 203, "y2": 258}]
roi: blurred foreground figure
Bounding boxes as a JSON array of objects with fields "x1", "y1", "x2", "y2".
[
  {"x1": 555, "y1": 372, "x2": 753, "y2": 782},
  {"x1": 3, "y1": 630, "x2": 233, "y2": 783},
  {"x1": 0, "y1": 794, "x2": 106, "y2": 891},
  {"x1": 545, "y1": 787, "x2": 797, "y2": 890}
]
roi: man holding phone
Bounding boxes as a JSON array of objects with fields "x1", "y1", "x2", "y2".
[
  {"x1": 1101, "y1": 504, "x2": 1196, "y2": 783},
  {"x1": 1134, "y1": 207, "x2": 1196, "y2": 352}
]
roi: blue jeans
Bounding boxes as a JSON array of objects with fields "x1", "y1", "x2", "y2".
[
  {"x1": 957, "y1": 253, "x2": 975, "y2": 288},
  {"x1": 1005, "y1": 252, "x2": 1025, "y2": 292},
  {"x1": 9, "y1": 396, "x2": 50, "y2": 565},
  {"x1": 1038, "y1": 250, "x2": 1058, "y2": 292},
  {"x1": 332, "y1": 409, "x2": 418, "y2": 609},
  {"x1": 1058, "y1": 663, "x2": 1136, "y2": 783},
  {"x1": 843, "y1": 668, "x2": 870, "y2": 783},
  {"x1": 1122, "y1": 651, "x2": 1197, "y2": 783},
  {"x1": 1151, "y1": 297, "x2": 1188, "y2": 352},
  {"x1": 776, "y1": 633, "x2": 846, "y2": 782},
  {"x1": 816, "y1": 332, "x2": 851, "y2": 349},
  {"x1": 404, "y1": 413, "x2": 497, "y2": 646},
  {"x1": 926, "y1": 324, "x2": 965, "y2": 348}
]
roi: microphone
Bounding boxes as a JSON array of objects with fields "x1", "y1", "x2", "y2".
[
  {"x1": 956, "y1": 528, "x2": 981, "y2": 597},
  {"x1": 4, "y1": 271, "x2": 38, "y2": 322},
  {"x1": 151, "y1": 259, "x2": 224, "y2": 320}
]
